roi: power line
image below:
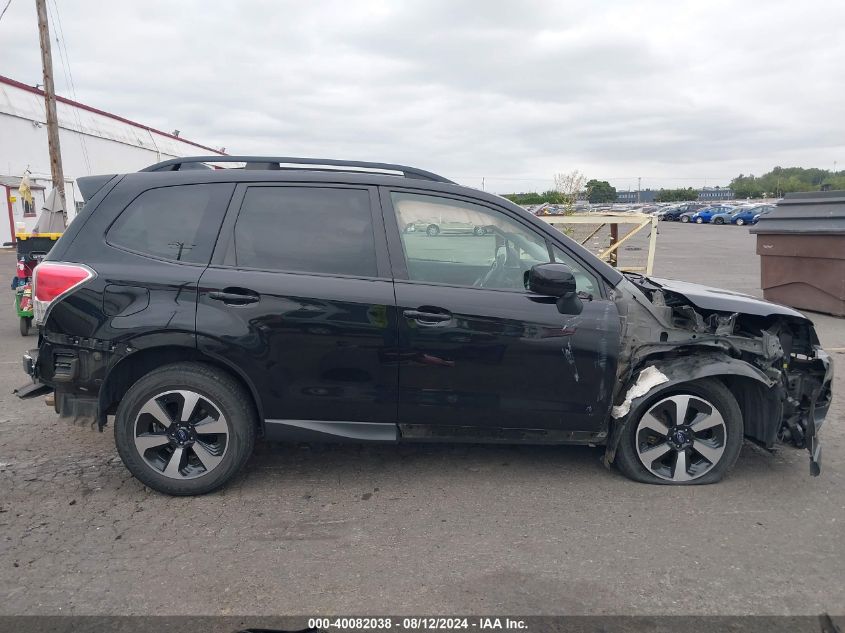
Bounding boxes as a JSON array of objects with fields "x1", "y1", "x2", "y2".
[{"x1": 0, "y1": 0, "x2": 13, "y2": 23}]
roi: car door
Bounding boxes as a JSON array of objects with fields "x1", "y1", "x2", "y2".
[
  {"x1": 381, "y1": 188, "x2": 620, "y2": 441},
  {"x1": 196, "y1": 183, "x2": 399, "y2": 433}
]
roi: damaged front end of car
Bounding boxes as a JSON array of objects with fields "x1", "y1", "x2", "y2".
[{"x1": 606, "y1": 273, "x2": 833, "y2": 476}]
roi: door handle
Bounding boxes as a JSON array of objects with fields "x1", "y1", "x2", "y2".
[
  {"x1": 403, "y1": 308, "x2": 452, "y2": 324},
  {"x1": 208, "y1": 289, "x2": 260, "y2": 305}
]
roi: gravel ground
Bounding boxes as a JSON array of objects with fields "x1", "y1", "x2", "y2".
[{"x1": 0, "y1": 222, "x2": 842, "y2": 616}]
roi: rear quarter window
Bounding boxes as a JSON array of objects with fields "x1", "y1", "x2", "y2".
[{"x1": 106, "y1": 183, "x2": 232, "y2": 264}]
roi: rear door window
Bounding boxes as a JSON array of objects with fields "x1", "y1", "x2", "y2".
[
  {"x1": 107, "y1": 183, "x2": 232, "y2": 264},
  {"x1": 233, "y1": 186, "x2": 378, "y2": 278}
]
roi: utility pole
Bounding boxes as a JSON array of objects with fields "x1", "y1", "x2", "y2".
[{"x1": 36, "y1": 0, "x2": 66, "y2": 209}]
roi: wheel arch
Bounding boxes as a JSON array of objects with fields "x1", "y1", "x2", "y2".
[
  {"x1": 98, "y1": 345, "x2": 265, "y2": 435},
  {"x1": 604, "y1": 352, "x2": 776, "y2": 464}
]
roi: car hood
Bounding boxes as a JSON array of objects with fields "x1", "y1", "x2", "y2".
[{"x1": 648, "y1": 277, "x2": 807, "y2": 319}]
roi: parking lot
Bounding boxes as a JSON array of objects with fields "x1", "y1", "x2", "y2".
[{"x1": 0, "y1": 222, "x2": 843, "y2": 616}]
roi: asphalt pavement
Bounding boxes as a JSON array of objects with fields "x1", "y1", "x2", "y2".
[{"x1": 0, "y1": 222, "x2": 842, "y2": 616}]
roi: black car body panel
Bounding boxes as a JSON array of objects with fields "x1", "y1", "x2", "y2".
[
  {"x1": 19, "y1": 156, "x2": 833, "y2": 480},
  {"x1": 391, "y1": 279, "x2": 620, "y2": 436},
  {"x1": 196, "y1": 267, "x2": 399, "y2": 424}
]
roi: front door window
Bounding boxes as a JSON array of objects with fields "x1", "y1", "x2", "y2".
[
  {"x1": 391, "y1": 191, "x2": 599, "y2": 294},
  {"x1": 392, "y1": 192, "x2": 551, "y2": 291}
]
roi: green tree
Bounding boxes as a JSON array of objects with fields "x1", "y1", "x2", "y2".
[
  {"x1": 501, "y1": 190, "x2": 564, "y2": 205},
  {"x1": 585, "y1": 179, "x2": 617, "y2": 203},
  {"x1": 554, "y1": 170, "x2": 587, "y2": 215},
  {"x1": 655, "y1": 187, "x2": 698, "y2": 202},
  {"x1": 730, "y1": 175, "x2": 764, "y2": 199},
  {"x1": 730, "y1": 166, "x2": 843, "y2": 198}
]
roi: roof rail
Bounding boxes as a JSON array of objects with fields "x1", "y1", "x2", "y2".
[{"x1": 139, "y1": 156, "x2": 454, "y2": 183}]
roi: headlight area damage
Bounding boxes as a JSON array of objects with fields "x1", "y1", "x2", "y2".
[{"x1": 605, "y1": 274, "x2": 833, "y2": 476}]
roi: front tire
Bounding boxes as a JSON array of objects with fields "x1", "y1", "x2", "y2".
[
  {"x1": 695, "y1": 217, "x2": 704, "y2": 224},
  {"x1": 714, "y1": 217, "x2": 724, "y2": 225},
  {"x1": 736, "y1": 218, "x2": 745, "y2": 226},
  {"x1": 19, "y1": 317, "x2": 31, "y2": 336},
  {"x1": 426, "y1": 224, "x2": 440, "y2": 237},
  {"x1": 114, "y1": 362, "x2": 256, "y2": 496},
  {"x1": 615, "y1": 379, "x2": 743, "y2": 485},
  {"x1": 680, "y1": 216, "x2": 690, "y2": 223}
]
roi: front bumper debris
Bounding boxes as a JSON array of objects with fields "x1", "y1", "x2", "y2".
[{"x1": 805, "y1": 347, "x2": 833, "y2": 476}]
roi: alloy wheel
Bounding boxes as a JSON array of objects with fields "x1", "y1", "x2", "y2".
[
  {"x1": 133, "y1": 390, "x2": 229, "y2": 480},
  {"x1": 635, "y1": 394, "x2": 727, "y2": 482}
]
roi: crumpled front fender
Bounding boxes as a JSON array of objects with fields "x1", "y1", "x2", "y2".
[{"x1": 604, "y1": 352, "x2": 773, "y2": 465}]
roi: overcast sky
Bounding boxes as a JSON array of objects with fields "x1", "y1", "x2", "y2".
[{"x1": 1, "y1": 0, "x2": 843, "y2": 193}]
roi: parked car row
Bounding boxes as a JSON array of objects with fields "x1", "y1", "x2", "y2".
[
  {"x1": 658, "y1": 203, "x2": 706, "y2": 221},
  {"x1": 661, "y1": 204, "x2": 775, "y2": 226},
  {"x1": 520, "y1": 201, "x2": 780, "y2": 224}
]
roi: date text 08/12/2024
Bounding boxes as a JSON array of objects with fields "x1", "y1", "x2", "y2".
[{"x1": 307, "y1": 617, "x2": 528, "y2": 630}]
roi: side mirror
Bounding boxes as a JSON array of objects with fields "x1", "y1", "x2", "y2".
[{"x1": 528, "y1": 263, "x2": 582, "y2": 315}]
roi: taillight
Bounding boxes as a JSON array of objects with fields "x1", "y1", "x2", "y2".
[{"x1": 33, "y1": 262, "x2": 96, "y2": 325}]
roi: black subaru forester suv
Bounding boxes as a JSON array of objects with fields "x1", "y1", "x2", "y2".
[{"x1": 17, "y1": 157, "x2": 833, "y2": 495}]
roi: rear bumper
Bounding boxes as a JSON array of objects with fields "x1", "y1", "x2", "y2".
[
  {"x1": 14, "y1": 348, "x2": 52, "y2": 399},
  {"x1": 13, "y1": 379, "x2": 52, "y2": 399},
  {"x1": 22, "y1": 348, "x2": 38, "y2": 377},
  {"x1": 16, "y1": 346, "x2": 99, "y2": 424}
]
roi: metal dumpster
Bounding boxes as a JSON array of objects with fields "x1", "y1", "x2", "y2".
[{"x1": 750, "y1": 190, "x2": 845, "y2": 317}]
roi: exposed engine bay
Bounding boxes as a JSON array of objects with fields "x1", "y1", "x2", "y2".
[{"x1": 607, "y1": 272, "x2": 833, "y2": 474}]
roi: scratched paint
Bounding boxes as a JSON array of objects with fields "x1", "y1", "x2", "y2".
[
  {"x1": 560, "y1": 316, "x2": 582, "y2": 383},
  {"x1": 594, "y1": 302, "x2": 612, "y2": 403},
  {"x1": 563, "y1": 339, "x2": 579, "y2": 382}
]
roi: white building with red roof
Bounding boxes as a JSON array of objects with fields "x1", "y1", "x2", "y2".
[{"x1": 0, "y1": 74, "x2": 224, "y2": 243}]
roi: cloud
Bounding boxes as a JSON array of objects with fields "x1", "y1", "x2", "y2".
[{"x1": 0, "y1": 0, "x2": 842, "y2": 192}]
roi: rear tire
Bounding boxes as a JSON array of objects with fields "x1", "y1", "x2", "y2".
[
  {"x1": 114, "y1": 362, "x2": 256, "y2": 496},
  {"x1": 695, "y1": 217, "x2": 704, "y2": 224},
  {"x1": 680, "y1": 216, "x2": 690, "y2": 223},
  {"x1": 714, "y1": 217, "x2": 724, "y2": 225},
  {"x1": 736, "y1": 218, "x2": 745, "y2": 226},
  {"x1": 615, "y1": 379, "x2": 743, "y2": 485}
]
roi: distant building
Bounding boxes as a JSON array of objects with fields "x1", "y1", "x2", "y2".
[
  {"x1": 698, "y1": 187, "x2": 734, "y2": 201},
  {"x1": 0, "y1": 74, "x2": 225, "y2": 244},
  {"x1": 614, "y1": 187, "x2": 735, "y2": 204},
  {"x1": 616, "y1": 189, "x2": 658, "y2": 203}
]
